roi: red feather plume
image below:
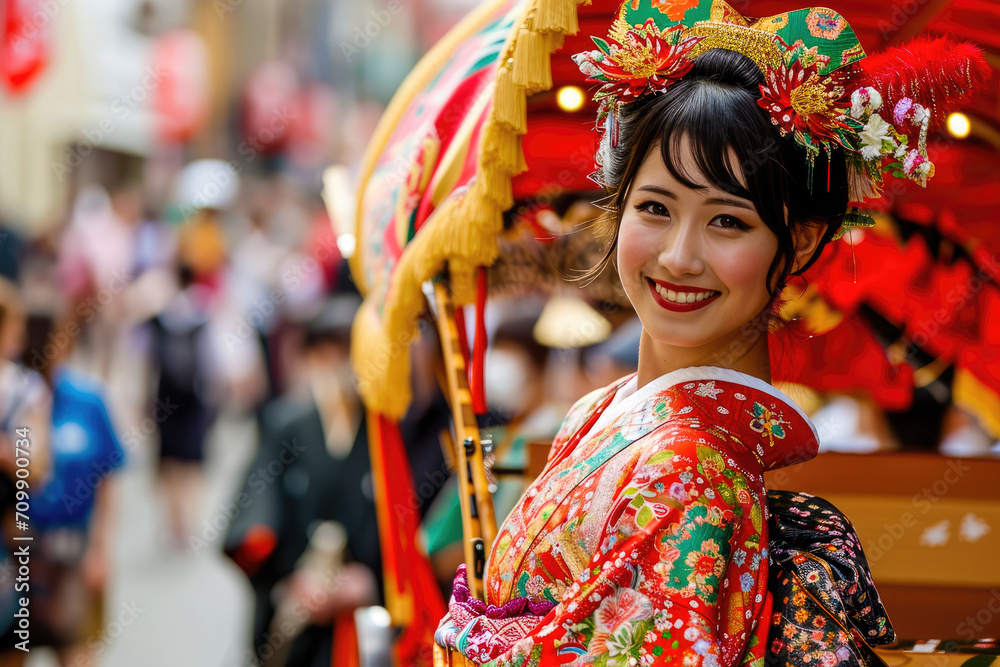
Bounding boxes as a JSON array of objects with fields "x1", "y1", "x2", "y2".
[{"x1": 856, "y1": 36, "x2": 991, "y2": 122}]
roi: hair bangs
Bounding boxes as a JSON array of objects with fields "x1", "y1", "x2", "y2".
[{"x1": 654, "y1": 78, "x2": 779, "y2": 208}]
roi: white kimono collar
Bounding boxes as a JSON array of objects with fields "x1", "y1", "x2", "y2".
[{"x1": 583, "y1": 365, "x2": 821, "y2": 450}]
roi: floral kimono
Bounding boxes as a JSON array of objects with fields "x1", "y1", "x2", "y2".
[{"x1": 437, "y1": 366, "x2": 831, "y2": 666}]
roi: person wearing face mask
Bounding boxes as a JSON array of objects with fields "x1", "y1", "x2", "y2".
[
  {"x1": 433, "y1": 1, "x2": 987, "y2": 664},
  {"x1": 223, "y1": 293, "x2": 380, "y2": 667},
  {"x1": 421, "y1": 299, "x2": 567, "y2": 589}
]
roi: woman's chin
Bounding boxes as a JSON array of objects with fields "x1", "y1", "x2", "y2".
[{"x1": 641, "y1": 326, "x2": 716, "y2": 350}]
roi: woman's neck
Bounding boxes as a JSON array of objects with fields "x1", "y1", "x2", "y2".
[{"x1": 636, "y1": 311, "x2": 772, "y2": 390}]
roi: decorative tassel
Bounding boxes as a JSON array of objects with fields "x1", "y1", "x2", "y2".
[
  {"x1": 470, "y1": 266, "x2": 488, "y2": 415},
  {"x1": 512, "y1": 28, "x2": 552, "y2": 92},
  {"x1": 481, "y1": 167, "x2": 514, "y2": 211},
  {"x1": 351, "y1": 299, "x2": 415, "y2": 419},
  {"x1": 847, "y1": 165, "x2": 881, "y2": 203},
  {"x1": 492, "y1": 66, "x2": 527, "y2": 134},
  {"x1": 482, "y1": 123, "x2": 522, "y2": 174},
  {"x1": 453, "y1": 186, "x2": 504, "y2": 262},
  {"x1": 349, "y1": 0, "x2": 587, "y2": 418},
  {"x1": 826, "y1": 152, "x2": 831, "y2": 192},
  {"x1": 857, "y1": 37, "x2": 990, "y2": 122},
  {"x1": 515, "y1": 138, "x2": 528, "y2": 173},
  {"x1": 449, "y1": 259, "x2": 478, "y2": 305},
  {"x1": 534, "y1": 0, "x2": 578, "y2": 36}
]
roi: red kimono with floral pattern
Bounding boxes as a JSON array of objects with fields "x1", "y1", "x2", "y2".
[{"x1": 437, "y1": 366, "x2": 820, "y2": 666}]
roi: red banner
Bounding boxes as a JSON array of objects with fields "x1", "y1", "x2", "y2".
[{"x1": 1, "y1": 0, "x2": 51, "y2": 95}]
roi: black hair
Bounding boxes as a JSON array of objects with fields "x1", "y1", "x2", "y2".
[{"x1": 581, "y1": 49, "x2": 849, "y2": 298}]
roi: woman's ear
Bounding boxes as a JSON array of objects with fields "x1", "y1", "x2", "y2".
[{"x1": 790, "y1": 222, "x2": 827, "y2": 274}]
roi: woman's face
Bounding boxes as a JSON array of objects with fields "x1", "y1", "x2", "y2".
[{"x1": 616, "y1": 136, "x2": 779, "y2": 357}]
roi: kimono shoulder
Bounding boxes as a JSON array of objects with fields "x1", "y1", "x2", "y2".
[{"x1": 444, "y1": 369, "x2": 823, "y2": 666}]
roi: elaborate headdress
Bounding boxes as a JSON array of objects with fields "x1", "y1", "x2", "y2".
[{"x1": 573, "y1": 0, "x2": 989, "y2": 239}]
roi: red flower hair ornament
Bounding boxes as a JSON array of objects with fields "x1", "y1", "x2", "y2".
[
  {"x1": 574, "y1": 0, "x2": 989, "y2": 238},
  {"x1": 573, "y1": 19, "x2": 703, "y2": 145}
]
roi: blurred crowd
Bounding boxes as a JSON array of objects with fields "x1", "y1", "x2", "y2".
[
  {"x1": 0, "y1": 152, "x2": 997, "y2": 667},
  {"x1": 0, "y1": 0, "x2": 996, "y2": 663},
  {"x1": 0, "y1": 151, "x2": 643, "y2": 666},
  {"x1": 0, "y1": 157, "x2": 366, "y2": 665}
]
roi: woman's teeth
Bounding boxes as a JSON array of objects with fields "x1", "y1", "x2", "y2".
[{"x1": 652, "y1": 282, "x2": 717, "y2": 303}]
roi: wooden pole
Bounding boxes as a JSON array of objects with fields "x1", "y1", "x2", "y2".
[{"x1": 432, "y1": 279, "x2": 498, "y2": 600}]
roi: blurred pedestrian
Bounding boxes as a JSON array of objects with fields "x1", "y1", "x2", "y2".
[
  {"x1": 57, "y1": 182, "x2": 143, "y2": 383},
  {"x1": 224, "y1": 294, "x2": 378, "y2": 667},
  {"x1": 12, "y1": 310, "x2": 124, "y2": 667},
  {"x1": 0, "y1": 279, "x2": 52, "y2": 665},
  {"x1": 146, "y1": 263, "x2": 219, "y2": 546}
]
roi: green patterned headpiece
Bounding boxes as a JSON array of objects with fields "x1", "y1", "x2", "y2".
[{"x1": 573, "y1": 0, "x2": 989, "y2": 238}]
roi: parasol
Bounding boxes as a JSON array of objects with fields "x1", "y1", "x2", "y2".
[{"x1": 347, "y1": 1, "x2": 612, "y2": 663}]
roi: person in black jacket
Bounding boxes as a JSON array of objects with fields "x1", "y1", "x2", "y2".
[{"x1": 224, "y1": 293, "x2": 450, "y2": 666}]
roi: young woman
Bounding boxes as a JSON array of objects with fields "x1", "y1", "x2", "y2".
[{"x1": 435, "y1": 1, "x2": 983, "y2": 665}]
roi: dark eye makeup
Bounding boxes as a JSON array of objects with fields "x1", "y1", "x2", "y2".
[
  {"x1": 633, "y1": 199, "x2": 669, "y2": 216},
  {"x1": 711, "y1": 215, "x2": 751, "y2": 231},
  {"x1": 632, "y1": 200, "x2": 752, "y2": 231}
]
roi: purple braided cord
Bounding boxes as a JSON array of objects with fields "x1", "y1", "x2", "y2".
[{"x1": 452, "y1": 565, "x2": 557, "y2": 618}]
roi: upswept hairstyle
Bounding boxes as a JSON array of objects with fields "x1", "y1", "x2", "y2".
[{"x1": 581, "y1": 49, "x2": 850, "y2": 298}]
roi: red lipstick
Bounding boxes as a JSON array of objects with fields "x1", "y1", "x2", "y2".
[{"x1": 645, "y1": 277, "x2": 720, "y2": 313}]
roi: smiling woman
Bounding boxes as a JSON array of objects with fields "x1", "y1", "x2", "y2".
[
  {"x1": 590, "y1": 47, "x2": 843, "y2": 298},
  {"x1": 584, "y1": 48, "x2": 843, "y2": 384},
  {"x1": 432, "y1": 1, "x2": 985, "y2": 665},
  {"x1": 618, "y1": 133, "x2": 807, "y2": 383}
]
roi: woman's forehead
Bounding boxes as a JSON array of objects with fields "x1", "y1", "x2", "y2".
[{"x1": 636, "y1": 137, "x2": 750, "y2": 196}]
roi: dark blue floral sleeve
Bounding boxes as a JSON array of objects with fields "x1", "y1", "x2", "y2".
[{"x1": 765, "y1": 490, "x2": 895, "y2": 667}]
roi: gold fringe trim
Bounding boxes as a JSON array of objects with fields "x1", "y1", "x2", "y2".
[
  {"x1": 953, "y1": 367, "x2": 1000, "y2": 439},
  {"x1": 492, "y1": 67, "x2": 527, "y2": 134},
  {"x1": 350, "y1": 0, "x2": 512, "y2": 296},
  {"x1": 535, "y1": 0, "x2": 578, "y2": 35},
  {"x1": 351, "y1": 0, "x2": 585, "y2": 418},
  {"x1": 512, "y1": 28, "x2": 552, "y2": 93},
  {"x1": 482, "y1": 122, "x2": 523, "y2": 175},
  {"x1": 481, "y1": 167, "x2": 515, "y2": 211},
  {"x1": 449, "y1": 259, "x2": 479, "y2": 305}
]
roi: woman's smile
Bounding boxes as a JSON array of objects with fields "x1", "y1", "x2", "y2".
[
  {"x1": 617, "y1": 136, "x2": 777, "y2": 358},
  {"x1": 645, "y1": 276, "x2": 721, "y2": 312}
]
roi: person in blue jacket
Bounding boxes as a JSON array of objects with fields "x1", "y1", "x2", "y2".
[{"x1": 17, "y1": 312, "x2": 124, "y2": 667}]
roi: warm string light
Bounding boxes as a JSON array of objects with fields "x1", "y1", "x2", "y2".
[
  {"x1": 947, "y1": 112, "x2": 971, "y2": 138},
  {"x1": 556, "y1": 85, "x2": 585, "y2": 112}
]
